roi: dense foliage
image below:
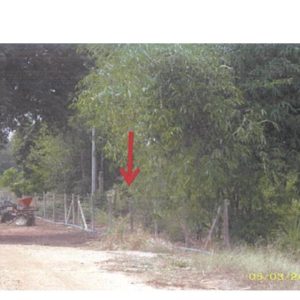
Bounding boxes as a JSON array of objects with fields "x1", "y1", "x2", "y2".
[{"x1": 1, "y1": 44, "x2": 300, "y2": 250}]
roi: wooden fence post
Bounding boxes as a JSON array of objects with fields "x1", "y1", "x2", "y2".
[{"x1": 223, "y1": 199, "x2": 230, "y2": 249}]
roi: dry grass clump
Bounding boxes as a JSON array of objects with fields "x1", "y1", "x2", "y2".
[{"x1": 91, "y1": 217, "x2": 173, "y2": 253}]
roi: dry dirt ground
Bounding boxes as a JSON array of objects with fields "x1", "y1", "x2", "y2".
[
  {"x1": 3, "y1": 219, "x2": 294, "y2": 290},
  {"x1": 0, "y1": 219, "x2": 156, "y2": 290}
]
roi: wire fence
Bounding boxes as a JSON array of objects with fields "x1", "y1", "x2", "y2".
[
  {"x1": 34, "y1": 193, "x2": 95, "y2": 232},
  {"x1": 3, "y1": 189, "x2": 228, "y2": 250}
]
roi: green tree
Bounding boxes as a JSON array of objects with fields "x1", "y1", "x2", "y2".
[
  {"x1": 0, "y1": 44, "x2": 91, "y2": 146},
  {"x1": 0, "y1": 167, "x2": 31, "y2": 197},
  {"x1": 76, "y1": 44, "x2": 265, "y2": 242},
  {"x1": 224, "y1": 44, "x2": 300, "y2": 243},
  {"x1": 0, "y1": 142, "x2": 15, "y2": 173}
]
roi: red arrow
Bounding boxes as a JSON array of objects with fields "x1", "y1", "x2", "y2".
[{"x1": 120, "y1": 131, "x2": 140, "y2": 186}]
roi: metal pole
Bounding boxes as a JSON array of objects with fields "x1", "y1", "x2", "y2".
[
  {"x1": 90, "y1": 194, "x2": 95, "y2": 231},
  {"x1": 91, "y1": 127, "x2": 97, "y2": 195},
  {"x1": 77, "y1": 195, "x2": 80, "y2": 226},
  {"x1": 64, "y1": 193, "x2": 67, "y2": 224},
  {"x1": 52, "y1": 193, "x2": 55, "y2": 221},
  {"x1": 91, "y1": 127, "x2": 97, "y2": 231},
  {"x1": 43, "y1": 192, "x2": 46, "y2": 218},
  {"x1": 72, "y1": 194, "x2": 75, "y2": 224},
  {"x1": 98, "y1": 146, "x2": 104, "y2": 198}
]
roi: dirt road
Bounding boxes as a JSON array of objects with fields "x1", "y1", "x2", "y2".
[{"x1": 0, "y1": 220, "x2": 156, "y2": 290}]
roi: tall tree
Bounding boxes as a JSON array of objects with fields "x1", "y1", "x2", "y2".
[
  {"x1": 229, "y1": 44, "x2": 300, "y2": 197},
  {"x1": 76, "y1": 44, "x2": 265, "y2": 241},
  {"x1": 0, "y1": 44, "x2": 91, "y2": 145}
]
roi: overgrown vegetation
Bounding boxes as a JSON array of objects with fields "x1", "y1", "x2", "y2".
[{"x1": 1, "y1": 44, "x2": 300, "y2": 256}]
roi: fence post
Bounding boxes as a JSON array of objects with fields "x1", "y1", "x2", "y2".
[
  {"x1": 90, "y1": 193, "x2": 95, "y2": 231},
  {"x1": 66, "y1": 198, "x2": 73, "y2": 224},
  {"x1": 72, "y1": 194, "x2": 75, "y2": 224},
  {"x1": 43, "y1": 192, "x2": 46, "y2": 218},
  {"x1": 78, "y1": 197, "x2": 88, "y2": 230},
  {"x1": 52, "y1": 193, "x2": 56, "y2": 221},
  {"x1": 223, "y1": 199, "x2": 230, "y2": 249},
  {"x1": 77, "y1": 195, "x2": 80, "y2": 226},
  {"x1": 106, "y1": 190, "x2": 114, "y2": 230},
  {"x1": 77, "y1": 195, "x2": 81, "y2": 227},
  {"x1": 64, "y1": 193, "x2": 67, "y2": 224}
]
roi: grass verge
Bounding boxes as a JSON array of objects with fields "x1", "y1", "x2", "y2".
[{"x1": 92, "y1": 230, "x2": 300, "y2": 289}]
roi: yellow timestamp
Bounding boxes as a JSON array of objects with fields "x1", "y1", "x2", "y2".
[{"x1": 248, "y1": 272, "x2": 300, "y2": 281}]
